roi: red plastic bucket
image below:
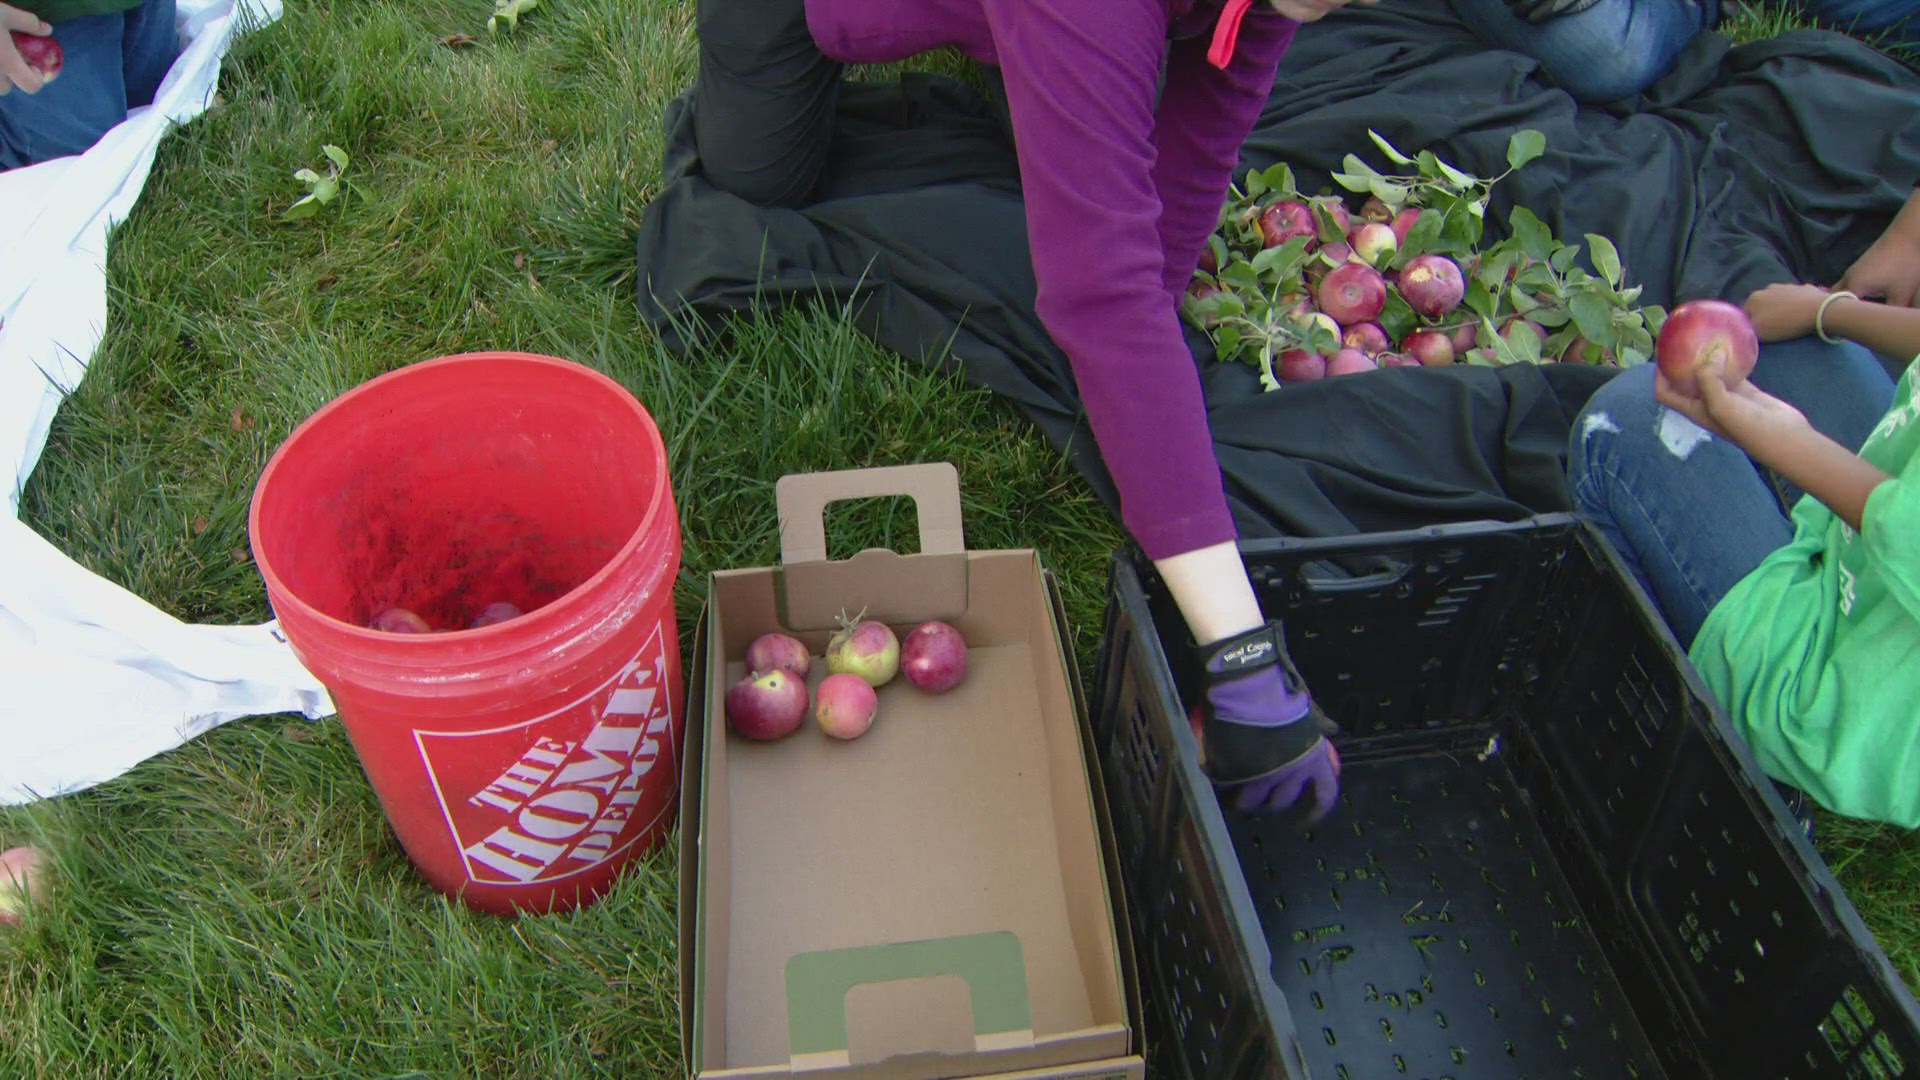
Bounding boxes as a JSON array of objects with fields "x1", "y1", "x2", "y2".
[{"x1": 248, "y1": 352, "x2": 684, "y2": 917}]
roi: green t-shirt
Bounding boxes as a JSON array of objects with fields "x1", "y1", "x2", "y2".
[
  {"x1": 1691, "y1": 357, "x2": 1920, "y2": 825},
  {"x1": 13, "y1": 0, "x2": 142, "y2": 22}
]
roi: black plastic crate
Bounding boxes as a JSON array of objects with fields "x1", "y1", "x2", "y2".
[{"x1": 1090, "y1": 514, "x2": 1920, "y2": 1079}]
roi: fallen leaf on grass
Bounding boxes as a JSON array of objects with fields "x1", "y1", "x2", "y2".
[
  {"x1": 230, "y1": 407, "x2": 255, "y2": 431},
  {"x1": 488, "y1": 0, "x2": 539, "y2": 32},
  {"x1": 438, "y1": 32, "x2": 478, "y2": 48},
  {"x1": 538, "y1": 139, "x2": 557, "y2": 156},
  {"x1": 512, "y1": 252, "x2": 526, "y2": 270},
  {"x1": 191, "y1": 515, "x2": 210, "y2": 535},
  {"x1": 282, "y1": 723, "x2": 316, "y2": 744},
  {"x1": 230, "y1": 547, "x2": 250, "y2": 563}
]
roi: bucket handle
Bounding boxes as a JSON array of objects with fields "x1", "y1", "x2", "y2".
[
  {"x1": 784, "y1": 930, "x2": 1034, "y2": 1070},
  {"x1": 774, "y1": 464, "x2": 970, "y2": 629}
]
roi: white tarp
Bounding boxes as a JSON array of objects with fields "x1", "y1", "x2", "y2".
[{"x1": 0, "y1": 0, "x2": 332, "y2": 807}]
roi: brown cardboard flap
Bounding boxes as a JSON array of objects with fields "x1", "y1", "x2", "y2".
[
  {"x1": 776, "y1": 464, "x2": 964, "y2": 563},
  {"x1": 775, "y1": 465, "x2": 969, "y2": 630}
]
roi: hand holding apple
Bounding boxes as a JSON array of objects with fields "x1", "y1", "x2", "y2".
[
  {"x1": 1654, "y1": 358, "x2": 1808, "y2": 452},
  {"x1": 3, "y1": 5, "x2": 58, "y2": 95},
  {"x1": 1654, "y1": 299, "x2": 1759, "y2": 398},
  {"x1": 1743, "y1": 283, "x2": 1832, "y2": 343}
]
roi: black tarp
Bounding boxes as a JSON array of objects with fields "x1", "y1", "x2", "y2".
[{"x1": 634, "y1": 3, "x2": 1920, "y2": 541}]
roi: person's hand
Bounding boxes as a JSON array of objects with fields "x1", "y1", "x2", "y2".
[
  {"x1": 1743, "y1": 282, "x2": 1830, "y2": 342},
  {"x1": 1836, "y1": 219, "x2": 1920, "y2": 307},
  {"x1": 1195, "y1": 620, "x2": 1341, "y2": 822},
  {"x1": 1267, "y1": 0, "x2": 1377, "y2": 23},
  {"x1": 1, "y1": 3, "x2": 52, "y2": 96},
  {"x1": 1654, "y1": 358, "x2": 1810, "y2": 453}
]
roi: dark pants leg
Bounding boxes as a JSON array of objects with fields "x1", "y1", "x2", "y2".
[
  {"x1": 1447, "y1": 0, "x2": 1716, "y2": 102},
  {"x1": 692, "y1": 0, "x2": 843, "y2": 207},
  {"x1": 0, "y1": 0, "x2": 180, "y2": 170}
]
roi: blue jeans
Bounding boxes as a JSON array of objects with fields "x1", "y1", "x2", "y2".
[
  {"x1": 1450, "y1": 0, "x2": 1718, "y2": 102},
  {"x1": 1566, "y1": 336, "x2": 1895, "y2": 646},
  {"x1": 0, "y1": 0, "x2": 180, "y2": 170},
  {"x1": 1800, "y1": 0, "x2": 1920, "y2": 45}
]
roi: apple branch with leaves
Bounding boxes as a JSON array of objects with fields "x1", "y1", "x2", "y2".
[{"x1": 284, "y1": 144, "x2": 349, "y2": 221}]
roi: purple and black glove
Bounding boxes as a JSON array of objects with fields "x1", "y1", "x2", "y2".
[{"x1": 1198, "y1": 620, "x2": 1341, "y2": 821}]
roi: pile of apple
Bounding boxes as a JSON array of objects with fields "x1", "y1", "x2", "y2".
[
  {"x1": 725, "y1": 616, "x2": 967, "y2": 743},
  {"x1": 1183, "y1": 129, "x2": 1667, "y2": 389}
]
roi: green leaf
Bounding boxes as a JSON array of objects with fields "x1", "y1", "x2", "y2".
[
  {"x1": 1341, "y1": 154, "x2": 1381, "y2": 183},
  {"x1": 1505, "y1": 129, "x2": 1546, "y2": 172},
  {"x1": 1368, "y1": 129, "x2": 1415, "y2": 166},
  {"x1": 1311, "y1": 201, "x2": 1346, "y2": 244},
  {"x1": 1215, "y1": 326, "x2": 1242, "y2": 354},
  {"x1": 1378, "y1": 290, "x2": 1418, "y2": 345},
  {"x1": 1584, "y1": 233, "x2": 1622, "y2": 287},
  {"x1": 1642, "y1": 304, "x2": 1667, "y2": 336},
  {"x1": 1513, "y1": 262, "x2": 1556, "y2": 294},
  {"x1": 1331, "y1": 172, "x2": 1370, "y2": 194},
  {"x1": 1435, "y1": 157, "x2": 1479, "y2": 190},
  {"x1": 1479, "y1": 318, "x2": 1518, "y2": 363},
  {"x1": 1505, "y1": 319, "x2": 1544, "y2": 363},
  {"x1": 1251, "y1": 235, "x2": 1312, "y2": 282},
  {"x1": 1416, "y1": 150, "x2": 1445, "y2": 181},
  {"x1": 1466, "y1": 197, "x2": 1487, "y2": 219},
  {"x1": 1220, "y1": 260, "x2": 1260, "y2": 292},
  {"x1": 283, "y1": 194, "x2": 320, "y2": 220},
  {"x1": 293, "y1": 168, "x2": 322, "y2": 185},
  {"x1": 1507, "y1": 206, "x2": 1555, "y2": 261},
  {"x1": 1246, "y1": 171, "x2": 1268, "y2": 199},
  {"x1": 310, "y1": 176, "x2": 340, "y2": 203},
  {"x1": 1567, "y1": 291, "x2": 1612, "y2": 342},
  {"x1": 1368, "y1": 177, "x2": 1411, "y2": 207},
  {"x1": 321, "y1": 144, "x2": 350, "y2": 171},
  {"x1": 1464, "y1": 278, "x2": 1496, "y2": 320},
  {"x1": 1547, "y1": 244, "x2": 1581, "y2": 273},
  {"x1": 1393, "y1": 209, "x2": 1444, "y2": 266},
  {"x1": 1440, "y1": 201, "x2": 1482, "y2": 248},
  {"x1": 1260, "y1": 162, "x2": 1296, "y2": 198},
  {"x1": 1529, "y1": 306, "x2": 1571, "y2": 329},
  {"x1": 1618, "y1": 346, "x2": 1649, "y2": 367}
]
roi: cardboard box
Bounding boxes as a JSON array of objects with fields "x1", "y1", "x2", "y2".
[{"x1": 679, "y1": 464, "x2": 1144, "y2": 1080}]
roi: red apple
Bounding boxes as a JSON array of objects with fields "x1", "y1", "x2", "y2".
[
  {"x1": 1359, "y1": 195, "x2": 1393, "y2": 224},
  {"x1": 8, "y1": 31, "x2": 61, "y2": 84},
  {"x1": 1402, "y1": 329, "x2": 1456, "y2": 367},
  {"x1": 1277, "y1": 348, "x2": 1327, "y2": 383},
  {"x1": 1326, "y1": 348, "x2": 1378, "y2": 377},
  {"x1": 1316, "y1": 262, "x2": 1388, "y2": 327},
  {"x1": 1342, "y1": 321, "x2": 1392, "y2": 355},
  {"x1": 1399, "y1": 254, "x2": 1466, "y2": 318},
  {"x1": 1311, "y1": 196, "x2": 1352, "y2": 239},
  {"x1": 1390, "y1": 207, "x2": 1422, "y2": 246},
  {"x1": 1258, "y1": 201, "x2": 1317, "y2": 249},
  {"x1": 1655, "y1": 299, "x2": 1758, "y2": 398},
  {"x1": 370, "y1": 607, "x2": 433, "y2": 634},
  {"x1": 900, "y1": 620, "x2": 967, "y2": 693},
  {"x1": 1440, "y1": 320, "x2": 1479, "y2": 354},
  {"x1": 1349, "y1": 222, "x2": 1398, "y2": 268},
  {"x1": 726, "y1": 668, "x2": 809, "y2": 741},
  {"x1": 815, "y1": 673, "x2": 878, "y2": 740},
  {"x1": 467, "y1": 601, "x2": 523, "y2": 629},
  {"x1": 745, "y1": 632, "x2": 812, "y2": 679}
]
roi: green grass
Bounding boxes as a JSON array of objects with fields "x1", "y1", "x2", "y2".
[{"x1": 4, "y1": 0, "x2": 1920, "y2": 1074}]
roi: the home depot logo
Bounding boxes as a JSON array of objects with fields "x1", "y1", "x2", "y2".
[{"x1": 414, "y1": 621, "x2": 680, "y2": 887}]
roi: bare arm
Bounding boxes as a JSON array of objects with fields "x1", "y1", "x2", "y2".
[
  {"x1": 1656, "y1": 364, "x2": 1892, "y2": 532},
  {"x1": 1838, "y1": 187, "x2": 1920, "y2": 307}
]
